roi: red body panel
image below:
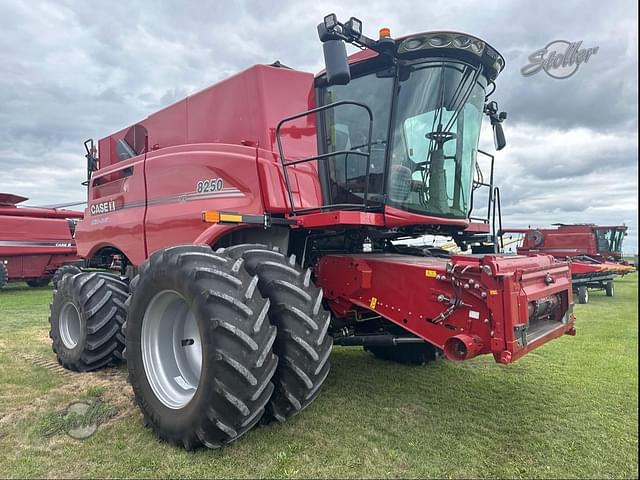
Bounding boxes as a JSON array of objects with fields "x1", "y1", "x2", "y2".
[
  {"x1": 144, "y1": 144, "x2": 261, "y2": 256},
  {"x1": 0, "y1": 194, "x2": 82, "y2": 282}
]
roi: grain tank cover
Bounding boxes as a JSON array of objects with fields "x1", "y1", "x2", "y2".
[{"x1": 98, "y1": 64, "x2": 315, "y2": 169}]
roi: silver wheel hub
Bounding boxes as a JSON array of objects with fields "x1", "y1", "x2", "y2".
[
  {"x1": 141, "y1": 290, "x2": 203, "y2": 409},
  {"x1": 59, "y1": 302, "x2": 82, "y2": 349}
]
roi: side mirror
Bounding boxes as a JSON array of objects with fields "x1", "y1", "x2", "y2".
[
  {"x1": 82, "y1": 138, "x2": 98, "y2": 188},
  {"x1": 84, "y1": 139, "x2": 98, "y2": 172},
  {"x1": 484, "y1": 102, "x2": 507, "y2": 151},
  {"x1": 322, "y1": 39, "x2": 351, "y2": 85},
  {"x1": 493, "y1": 122, "x2": 506, "y2": 151}
]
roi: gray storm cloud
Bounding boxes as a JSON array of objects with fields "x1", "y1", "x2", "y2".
[{"x1": 0, "y1": 0, "x2": 637, "y2": 252}]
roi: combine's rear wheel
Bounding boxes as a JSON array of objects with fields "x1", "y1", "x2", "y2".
[
  {"x1": 365, "y1": 343, "x2": 438, "y2": 365},
  {"x1": 52, "y1": 264, "x2": 83, "y2": 289},
  {"x1": 220, "y1": 244, "x2": 332, "y2": 423},
  {"x1": 49, "y1": 272, "x2": 128, "y2": 371},
  {"x1": 605, "y1": 280, "x2": 615, "y2": 297},
  {"x1": 125, "y1": 245, "x2": 278, "y2": 449},
  {"x1": 576, "y1": 286, "x2": 589, "y2": 304},
  {"x1": 0, "y1": 262, "x2": 7, "y2": 289}
]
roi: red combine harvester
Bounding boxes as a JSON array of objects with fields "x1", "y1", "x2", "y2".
[
  {"x1": 0, "y1": 193, "x2": 83, "y2": 290},
  {"x1": 502, "y1": 224, "x2": 633, "y2": 303},
  {"x1": 49, "y1": 15, "x2": 576, "y2": 450}
]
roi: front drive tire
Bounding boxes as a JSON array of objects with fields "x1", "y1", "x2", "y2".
[
  {"x1": 125, "y1": 245, "x2": 278, "y2": 450},
  {"x1": 49, "y1": 272, "x2": 128, "y2": 371},
  {"x1": 220, "y1": 244, "x2": 332, "y2": 423}
]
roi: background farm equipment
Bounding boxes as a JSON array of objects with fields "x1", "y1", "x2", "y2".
[
  {"x1": 48, "y1": 14, "x2": 576, "y2": 450},
  {"x1": 501, "y1": 224, "x2": 634, "y2": 303},
  {"x1": 0, "y1": 193, "x2": 83, "y2": 289}
]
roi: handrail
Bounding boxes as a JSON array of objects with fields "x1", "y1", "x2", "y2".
[
  {"x1": 275, "y1": 100, "x2": 374, "y2": 214},
  {"x1": 468, "y1": 149, "x2": 495, "y2": 225},
  {"x1": 492, "y1": 186, "x2": 504, "y2": 251}
]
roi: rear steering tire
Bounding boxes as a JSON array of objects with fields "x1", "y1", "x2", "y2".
[
  {"x1": 577, "y1": 286, "x2": 589, "y2": 304},
  {"x1": 49, "y1": 272, "x2": 128, "y2": 371},
  {"x1": 52, "y1": 264, "x2": 83, "y2": 289},
  {"x1": 365, "y1": 343, "x2": 438, "y2": 365},
  {"x1": 124, "y1": 245, "x2": 278, "y2": 449},
  {"x1": 219, "y1": 244, "x2": 332, "y2": 423}
]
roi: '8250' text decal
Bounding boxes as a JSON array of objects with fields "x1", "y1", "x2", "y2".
[{"x1": 196, "y1": 178, "x2": 224, "y2": 193}]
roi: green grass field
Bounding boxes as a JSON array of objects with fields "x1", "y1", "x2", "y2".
[{"x1": 0, "y1": 275, "x2": 637, "y2": 479}]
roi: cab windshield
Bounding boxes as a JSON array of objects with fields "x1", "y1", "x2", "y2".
[
  {"x1": 389, "y1": 61, "x2": 486, "y2": 218},
  {"x1": 321, "y1": 59, "x2": 486, "y2": 219}
]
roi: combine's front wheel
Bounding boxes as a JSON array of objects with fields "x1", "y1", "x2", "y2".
[
  {"x1": 364, "y1": 343, "x2": 438, "y2": 365},
  {"x1": 125, "y1": 245, "x2": 277, "y2": 449},
  {"x1": 49, "y1": 272, "x2": 127, "y2": 371},
  {"x1": 220, "y1": 244, "x2": 332, "y2": 423}
]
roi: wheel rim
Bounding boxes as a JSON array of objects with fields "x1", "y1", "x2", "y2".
[
  {"x1": 59, "y1": 302, "x2": 82, "y2": 349},
  {"x1": 141, "y1": 290, "x2": 203, "y2": 409}
]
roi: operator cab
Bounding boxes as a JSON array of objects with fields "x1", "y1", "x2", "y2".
[
  {"x1": 594, "y1": 226, "x2": 628, "y2": 259},
  {"x1": 319, "y1": 53, "x2": 490, "y2": 220},
  {"x1": 278, "y1": 15, "x2": 507, "y2": 232}
]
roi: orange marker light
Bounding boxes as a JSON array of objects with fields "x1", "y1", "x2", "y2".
[
  {"x1": 202, "y1": 211, "x2": 220, "y2": 223},
  {"x1": 379, "y1": 27, "x2": 391, "y2": 39}
]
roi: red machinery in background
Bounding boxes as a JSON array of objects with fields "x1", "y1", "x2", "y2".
[
  {"x1": 0, "y1": 193, "x2": 83, "y2": 289},
  {"x1": 502, "y1": 224, "x2": 634, "y2": 303}
]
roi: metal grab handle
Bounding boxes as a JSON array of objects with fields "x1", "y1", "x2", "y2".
[{"x1": 492, "y1": 186, "x2": 504, "y2": 251}]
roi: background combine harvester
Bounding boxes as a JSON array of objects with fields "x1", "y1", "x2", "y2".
[
  {"x1": 49, "y1": 15, "x2": 577, "y2": 450},
  {"x1": 0, "y1": 193, "x2": 83, "y2": 289},
  {"x1": 502, "y1": 224, "x2": 634, "y2": 304}
]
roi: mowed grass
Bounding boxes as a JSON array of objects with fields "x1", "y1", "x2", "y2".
[{"x1": 0, "y1": 276, "x2": 637, "y2": 479}]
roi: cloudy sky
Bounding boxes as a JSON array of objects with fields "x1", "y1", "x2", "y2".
[{"x1": 0, "y1": 0, "x2": 637, "y2": 252}]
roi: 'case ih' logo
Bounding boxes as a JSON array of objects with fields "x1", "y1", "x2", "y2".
[{"x1": 90, "y1": 200, "x2": 116, "y2": 215}]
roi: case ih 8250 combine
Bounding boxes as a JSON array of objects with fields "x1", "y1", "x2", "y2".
[
  {"x1": 0, "y1": 193, "x2": 83, "y2": 289},
  {"x1": 502, "y1": 224, "x2": 633, "y2": 303},
  {"x1": 49, "y1": 15, "x2": 576, "y2": 450}
]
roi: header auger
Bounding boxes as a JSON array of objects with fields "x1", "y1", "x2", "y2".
[{"x1": 49, "y1": 14, "x2": 576, "y2": 450}]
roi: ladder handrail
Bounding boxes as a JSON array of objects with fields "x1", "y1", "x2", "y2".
[{"x1": 275, "y1": 100, "x2": 374, "y2": 214}]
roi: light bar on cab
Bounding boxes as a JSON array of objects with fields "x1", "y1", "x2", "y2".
[{"x1": 397, "y1": 31, "x2": 505, "y2": 79}]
